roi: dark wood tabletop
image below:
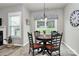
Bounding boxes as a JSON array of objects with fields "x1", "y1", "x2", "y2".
[{"x1": 36, "y1": 34, "x2": 51, "y2": 41}]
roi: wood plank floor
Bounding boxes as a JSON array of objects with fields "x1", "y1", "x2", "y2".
[
  {"x1": 23, "y1": 43, "x2": 76, "y2": 56},
  {"x1": 0, "y1": 45, "x2": 20, "y2": 56},
  {"x1": 0, "y1": 43, "x2": 76, "y2": 56}
]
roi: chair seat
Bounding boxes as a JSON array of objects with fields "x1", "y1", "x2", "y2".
[
  {"x1": 32, "y1": 43, "x2": 42, "y2": 48},
  {"x1": 45, "y1": 44, "x2": 57, "y2": 50}
]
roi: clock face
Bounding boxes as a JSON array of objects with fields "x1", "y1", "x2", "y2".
[{"x1": 70, "y1": 10, "x2": 79, "y2": 27}]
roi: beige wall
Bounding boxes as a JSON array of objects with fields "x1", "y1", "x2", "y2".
[{"x1": 64, "y1": 3, "x2": 79, "y2": 55}]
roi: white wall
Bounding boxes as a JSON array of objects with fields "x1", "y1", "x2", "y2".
[
  {"x1": 30, "y1": 8, "x2": 64, "y2": 33},
  {"x1": 0, "y1": 4, "x2": 23, "y2": 45},
  {"x1": 22, "y1": 5, "x2": 30, "y2": 46},
  {"x1": 0, "y1": 4, "x2": 30, "y2": 46},
  {"x1": 64, "y1": 3, "x2": 79, "y2": 54}
]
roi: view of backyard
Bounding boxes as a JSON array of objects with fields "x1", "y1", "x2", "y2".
[{"x1": 35, "y1": 19, "x2": 57, "y2": 34}]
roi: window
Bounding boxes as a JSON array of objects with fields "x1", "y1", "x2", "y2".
[
  {"x1": 47, "y1": 21, "x2": 55, "y2": 28},
  {"x1": 8, "y1": 12, "x2": 21, "y2": 38},
  {"x1": 37, "y1": 21, "x2": 45, "y2": 28},
  {"x1": 35, "y1": 19, "x2": 57, "y2": 34}
]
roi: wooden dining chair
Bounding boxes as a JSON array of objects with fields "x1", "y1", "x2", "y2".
[
  {"x1": 27, "y1": 32, "x2": 42, "y2": 56},
  {"x1": 45, "y1": 32, "x2": 63, "y2": 56},
  {"x1": 51, "y1": 31, "x2": 59, "y2": 35},
  {"x1": 34, "y1": 31, "x2": 41, "y2": 43},
  {"x1": 47, "y1": 31, "x2": 59, "y2": 44}
]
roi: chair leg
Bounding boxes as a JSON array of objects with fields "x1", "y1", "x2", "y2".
[
  {"x1": 32, "y1": 49, "x2": 34, "y2": 56},
  {"x1": 59, "y1": 53, "x2": 60, "y2": 56},
  {"x1": 50, "y1": 50, "x2": 52, "y2": 56},
  {"x1": 59, "y1": 49, "x2": 60, "y2": 56},
  {"x1": 37, "y1": 48, "x2": 40, "y2": 53},
  {"x1": 47, "y1": 49, "x2": 52, "y2": 56},
  {"x1": 29, "y1": 47, "x2": 31, "y2": 54}
]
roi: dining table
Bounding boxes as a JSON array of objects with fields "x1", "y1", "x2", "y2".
[{"x1": 36, "y1": 34, "x2": 52, "y2": 55}]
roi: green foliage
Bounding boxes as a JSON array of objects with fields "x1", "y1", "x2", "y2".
[{"x1": 36, "y1": 28, "x2": 57, "y2": 34}]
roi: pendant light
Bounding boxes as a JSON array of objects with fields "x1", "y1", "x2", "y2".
[{"x1": 43, "y1": 3, "x2": 47, "y2": 21}]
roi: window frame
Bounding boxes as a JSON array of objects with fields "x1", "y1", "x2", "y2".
[{"x1": 35, "y1": 19, "x2": 57, "y2": 32}]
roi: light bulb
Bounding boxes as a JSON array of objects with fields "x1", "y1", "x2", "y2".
[{"x1": 45, "y1": 17, "x2": 47, "y2": 21}]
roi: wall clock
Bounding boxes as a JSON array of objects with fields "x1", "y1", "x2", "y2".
[{"x1": 70, "y1": 10, "x2": 79, "y2": 27}]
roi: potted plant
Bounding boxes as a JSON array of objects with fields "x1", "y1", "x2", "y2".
[
  {"x1": 7, "y1": 36, "x2": 12, "y2": 47},
  {"x1": 43, "y1": 30, "x2": 46, "y2": 34},
  {"x1": 8, "y1": 36, "x2": 12, "y2": 44}
]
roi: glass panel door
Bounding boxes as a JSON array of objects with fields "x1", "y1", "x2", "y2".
[{"x1": 8, "y1": 12, "x2": 21, "y2": 38}]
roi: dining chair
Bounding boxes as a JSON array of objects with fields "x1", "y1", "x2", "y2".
[
  {"x1": 45, "y1": 32, "x2": 63, "y2": 56},
  {"x1": 34, "y1": 31, "x2": 41, "y2": 43},
  {"x1": 47, "y1": 31, "x2": 59, "y2": 44},
  {"x1": 27, "y1": 32, "x2": 42, "y2": 56},
  {"x1": 51, "y1": 31, "x2": 59, "y2": 35}
]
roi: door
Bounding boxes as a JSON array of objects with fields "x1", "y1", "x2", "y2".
[{"x1": 8, "y1": 12, "x2": 22, "y2": 44}]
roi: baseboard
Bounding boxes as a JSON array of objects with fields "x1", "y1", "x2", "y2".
[
  {"x1": 12, "y1": 41, "x2": 29, "y2": 46},
  {"x1": 13, "y1": 44, "x2": 23, "y2": 46},
  {"x1": 23, "y1": 41, "x2": 29, "y2": 46},
  {"x1": 63, "y1": 42, "x2": 79, "y2": 56}
]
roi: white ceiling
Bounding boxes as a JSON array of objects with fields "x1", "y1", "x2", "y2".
[
  {"x1": 0, "y1": 3, "x2": 67, "y2": 11},
  {"x1": 25, "y1": 3, "x2": 67, "y2": 11},
  {"x1": 0, "y1": 3, "x2": 22, "y2": 8}
]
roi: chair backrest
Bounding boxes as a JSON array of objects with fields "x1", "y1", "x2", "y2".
[
  {"x1": 27, "y1": 32, "x2": 33, "y2": 47},
  {"x1": 34, "y1": 31, "x2": 40, "y2": 38},
  {"x1": 51, "y1": 31, "x2": 59, "y2": 36},
  {"x1": 51, "y1": 32, "x2": 63, "y2": 49}
]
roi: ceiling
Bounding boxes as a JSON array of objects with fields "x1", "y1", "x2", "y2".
[
  {"x1": 0, "y1": 3, "x2": 67, "y2": 11},
  {"x1": 25, "y1": 3, "x2": 67, "y2": 11},
  {"x1": 0, "y1": 3, "x2": 22, "y2": 8}
]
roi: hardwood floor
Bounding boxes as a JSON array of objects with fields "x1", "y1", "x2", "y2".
[
  {"x1": 23, "y1": 43, "x2": 76, "y2": 56},
  {"x1": 0, "y1": 45, "x2": 20, "y2": 56},
  {"x1": 0, "y1": 43, "x2": 76, "y2": 56}
]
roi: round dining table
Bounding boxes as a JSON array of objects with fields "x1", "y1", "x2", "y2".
[{"x1": 36, "y1": 34, "x2": 52, "y2": 55}]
